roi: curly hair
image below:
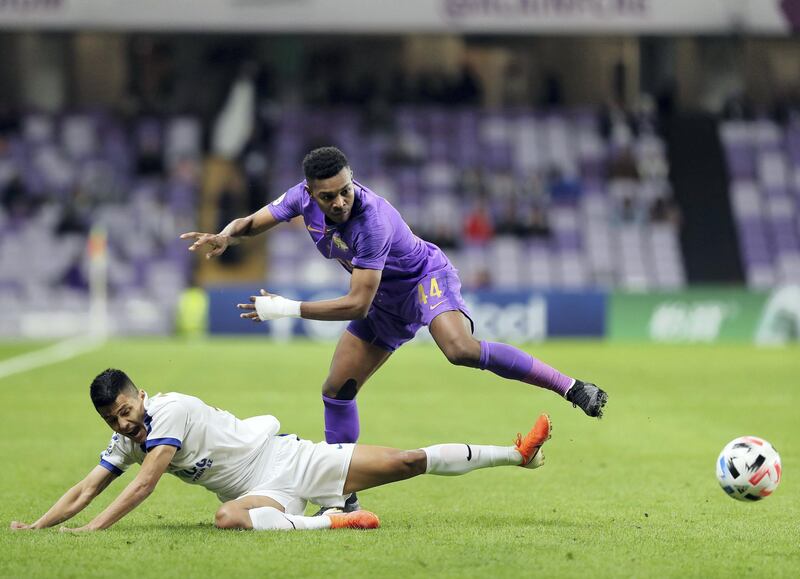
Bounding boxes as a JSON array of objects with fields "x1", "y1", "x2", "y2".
[{"x1": 302, "y1": 146, "x2": 349, "y2": 182}]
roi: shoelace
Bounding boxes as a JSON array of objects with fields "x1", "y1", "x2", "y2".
[{"x1": 514, "y1": 433, "x2": 527, "y2": 465}]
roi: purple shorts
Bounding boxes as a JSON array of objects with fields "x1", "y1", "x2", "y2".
[{"x1": 347, "y1": 267, "x2": 473, "y2": 352}]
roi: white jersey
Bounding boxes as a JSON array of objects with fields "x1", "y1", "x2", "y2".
[{"x1": 99, "y1": 392, "x2": 281, "y2": 502}]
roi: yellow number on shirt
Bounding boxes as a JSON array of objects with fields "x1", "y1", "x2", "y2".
[
  {"x1": 418, "y1": 278, "x2": 444, "y2": 304},
  {"x1": 429, "y1": 277, "x2": 443, "y2": 298},
  {"x1": 417, "y1": 283, "x2": 428, "y2": 304}
]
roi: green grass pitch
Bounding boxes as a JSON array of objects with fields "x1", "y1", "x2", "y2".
[{"x1": 1, "y1": 339, "x2": 798, "y2": 578}]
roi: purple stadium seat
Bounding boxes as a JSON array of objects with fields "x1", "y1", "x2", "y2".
[{"x1": 726, "y1": 145, "x2": 757, "y2": 181}]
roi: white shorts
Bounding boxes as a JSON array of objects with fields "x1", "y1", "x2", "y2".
[{"x1": 239, "y1": 434, "x2": 355, "y2": 515}]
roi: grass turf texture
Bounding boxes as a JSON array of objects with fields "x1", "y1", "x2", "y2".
[
  {"x1": 1, "y1": 339, "x2": 798, "y2": 578},
  {"x1": 0, "y1": 340, "x2": 55, "y2": 361}
]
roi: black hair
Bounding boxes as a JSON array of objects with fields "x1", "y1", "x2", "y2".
[
  {"x1": 90, "y1": 368, "x2": 137, "y2": 408},
  {"x1": 302, "y1": 146, "x2": 349, "y2": 182}
]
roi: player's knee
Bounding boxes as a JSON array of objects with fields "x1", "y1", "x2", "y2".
[
  {"x1": 215, "y1": 504, "x2": 246, "y2": 530},
  {"x1": 394, "y1": 450, "x2": 427, "y2": 478},
  {"x1": 322, "y1": 378, "x2": 358, "y2": 400},
  {"x1": 443, "y1": 339, "x2": 480, "y2": 367}
]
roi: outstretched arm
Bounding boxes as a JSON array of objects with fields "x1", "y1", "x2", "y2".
[
  {"x1": 299, "y1": 267, "x2": 382, "y2": 321},
  {"x1": 238, "y1": 267, "x2": 382, "y2": 322},
  {"x1": 10, "y1": 465, "x2": 117, "y2": 530},
  {"x1": 61, "y1": 445, "x2": 177, "y2": 532},
  {"x1": 180, "y1": 205, "x2": 280, "y2": 259}
]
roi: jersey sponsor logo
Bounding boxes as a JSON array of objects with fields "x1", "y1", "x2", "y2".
[
  {"x1": 307, "y1": 224, "x2": 325, "y2": 233},
  {"x1": 429, "y1": 300, "x2": 448, "y2": 310},
  {"x1": 181, "y1": 457, "x2": 214, "y2": 482},
  {"x1": 272, "y1": 192, "x2": 286, "y2": 206}
]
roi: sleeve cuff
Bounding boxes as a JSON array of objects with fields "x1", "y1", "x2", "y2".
[
  {"x1": 99, "y1": 459, "x2": 124, "y2": 476},
  {"x1": 351, "y1": 261, "x2": 385, "y2": 270},
  {"x1": 144, "y1": 437, "x2": 182, "y2": 451},
  {"x1": 267, "y1": 204, "x2": 290, "y2": 222}
]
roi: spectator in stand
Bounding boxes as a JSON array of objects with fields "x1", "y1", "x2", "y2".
[
  {"x1": 527, "y1": 206, "x2": 552, "y2": 238},
  {"x1": 472, "y1": 267, "x2": 493, "y2": 289},
  {"x1": 495, "y1": 200, "x2": 523, "y2": 237},
  {"x1": 135, "y1": 120, "x2": 164, "y2": 176},
  {"x1": 486, "y1": 171, "x2": 517, "y2": 202},
  {"x1": 458, "y1": 168, "x2": 486, "y2": 199},
  {"x1": 608, "y1": 145, "x2": 645, "y2": 224},
  {"x1": 541, "y1": 70, "x2": 563, "y2": 107},
  {"x1": 464, "y1": 200, "x2": 494, "y2": 245},
  {"x1": 649, "y1": 194, "x2": 681, "y2": 227},
  {"x1": 619, "y1": 196, "x2": 641, "y2": 223},
  {"x1": 242, "y1": 150, "x2": 272, "y2": 214},
  {"x1": 1, "y1": 175, "x2": 29, "y2": 217},
  {"x1": 517, "y1": 172, "x2": 547, "y2": 204},
  {"x1": 56, "y1": 205, "x2": 88, "y2": 236},
  {"x1": 129, "y1": 38, "x2": 176, "y2": 114},
  {"x1": 447, "y1": 61, "x2": 481, "y2": 105},
  {"x1": 0, "y1": 101, "x2": 18, "y2": 144},
  {"x1": 494, "y1": 198, "x2": 549, "y2": 239},
  {"x1": 546, "y1": 167, "x2": 581, "y2": 203},
  {"x1": 385, "y1": 130, "x2": 426, "y2": 166},
  {"x1": 418, "y1": 71, "x2": 450, "y2": 104},
  {"x1": 608, "y1": 146, "x2": 639, "y2": 181},
  {"x1": 425, "y1": 223, "x2": 460, "y2": 250}
]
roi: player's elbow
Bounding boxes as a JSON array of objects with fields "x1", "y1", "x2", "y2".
[
  {"x1": 348, "y1": 298, "x2": 371, "y2": 320},
  {"x1": 131, "y1": 480, "x2": 157, "y2": 499},
  {"x1": 79, "y1": 486, "x2": 100, "y2": 503},
  {"x1": 353, "y1": 305, "x2": 370, "y2": 320}
]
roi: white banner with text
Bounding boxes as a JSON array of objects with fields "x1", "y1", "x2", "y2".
[{"x1": 0, "y1": 0, "x2": 798, "y2": 34}]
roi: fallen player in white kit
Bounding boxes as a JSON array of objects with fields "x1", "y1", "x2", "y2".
[{"x1": 9, "y1": 369, "x2": 552, "y2": 532}]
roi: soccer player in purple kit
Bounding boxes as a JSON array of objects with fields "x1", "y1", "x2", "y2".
[{"x1": 181, "y1": 147, "x2": 607, "y2": 511}]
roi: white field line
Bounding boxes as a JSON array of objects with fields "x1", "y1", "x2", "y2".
[{"x1": 0, "y1": 335, "x2": 105, "y2": 381}]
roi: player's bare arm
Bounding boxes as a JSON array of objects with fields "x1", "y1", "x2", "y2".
[
  {"x1": 237, "y1": 267, "x2": 381, "y2": 322},
  {"x1": 300, "y1": 267, "x2": 381, "y2": 320},
  {"x1": 60, "y1": 444, "x2": 176, "y2": 532},
  {"x1": 9, "y1": 465, "x2": 117, "y2": 530},
  {"x1": 180, "y1": 205, "x2": 280, "y2": 259}
]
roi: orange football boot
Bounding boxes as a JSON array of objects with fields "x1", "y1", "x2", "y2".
[
  {"x1": 514, "y1": 413, "x2": 552, "y2": 469},
  {"x1": 329, "y1": 510, "x2": 380, "y2": 530}
]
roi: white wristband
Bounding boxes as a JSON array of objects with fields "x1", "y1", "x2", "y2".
[{"x1": 254, "y1": 296, "x2": 302, "y2": 321}]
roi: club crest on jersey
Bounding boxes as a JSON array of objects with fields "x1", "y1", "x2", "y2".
[
  {"x1": 103, "y1": 433, "x2": 121, "y2": 457},
  {"x1": 332, "y1": 233, "x2": 349, "y2": 251}
]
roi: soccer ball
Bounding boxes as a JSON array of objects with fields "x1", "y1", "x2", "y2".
[{"x1": 716, "y1": 436, "x2": 782, "y2": 501}]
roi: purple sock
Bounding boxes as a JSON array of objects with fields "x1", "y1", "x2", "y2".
[
  {"x1": 322, "y1": 395, "x2": 360, "y2": 443},
  {"x1": 478, "y1": 341, "x2": 574, "y2": 397}
]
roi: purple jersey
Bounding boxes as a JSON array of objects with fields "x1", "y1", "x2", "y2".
[{"x1": 267, "y1": 180, "x2": 450, "y2": 300}]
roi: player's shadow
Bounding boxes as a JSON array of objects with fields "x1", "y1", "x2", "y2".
[
  {"x1": 120, "y1": 515, "x2": 591, "y2": 532},
  {"x1": 121, "y1": 522, "x2": 215, "y2": 532},
  {"x1": 472, "y1": 514, "x2": 592, "y2": 529}
]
